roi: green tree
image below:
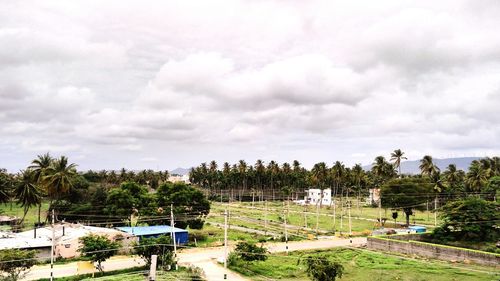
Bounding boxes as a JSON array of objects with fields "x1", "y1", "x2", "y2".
[
  {"x1": 14, "y1": 170, "x2": 42, "y2": 225},
  {"x1": 0, "y1": 169, "x2": 13, "y2": 204},
  {"x1": 79, "y1": 234, "x2": 120, "y2": 272},
  {"x1": 419, "y1": 155, "x2": 439, "y2": 177},
  {"x1": 232, "y1": 242, "x2": 267, "y2": 263},
  {"x1": 433, "y1": 197, "x2": 499, "y2": 242},
  {"x1": 390, "y1": 149, "x2": 407, "y2": 177},
  {"x1": 381, "y1": 178, "x2": 433, "y2": 226},
  {"x1": 466, "y1": 160, "x2": 489, "y2": 192},
  {"x1": 43, "y1": 156, "x2": 77, "y2": 203},
  {"x1": 156, "y1": 182, "x2": 210, "y2": 229},
  {"x1": 303, "y1": 255, "x2": 344, "y2": 281},
  {"x1": 134, "y1": 235, "x2": 174, "y2": 267},
  {"x1": 0, "y1": 249, "x2": 37, "y2": 281}
]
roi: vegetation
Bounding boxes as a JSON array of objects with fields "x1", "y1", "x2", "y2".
[
  {"x1": 432, "y1": 197, "x2": 499, "y2": 242},
  {"x1": 381, "y1": 178, "x2": 433, "y2": 226},
  {"x1": 303, "y1": 255, "x2": 344, "y2": 281},
  {"x1": 229, "y1": 242, "x2": 268, "y2": 264},
  {"x1": 228, "y1": 248, "x2": 499, "y2": 281},
  {"x1": 78, "y1": 235, "x2": 120, "y2": 272},
  {"x1": 133, "y1": 235, "x2": 174, "y2": 268},
  {"x1": 0, "y1": 249, "x2": 37, "y2": 281}
]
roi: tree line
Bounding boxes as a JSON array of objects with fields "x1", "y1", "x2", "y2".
[
  {"x1": 189, "y1": 150, "x2": 500, "y2": 202},
  {"x1": 0, "y1": 153, "x2": 209, "y2": 229}
]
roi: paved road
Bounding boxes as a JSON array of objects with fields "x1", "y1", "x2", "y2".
[{"x1": 24, "y1": 237, "x2": 367, "y2": 281}]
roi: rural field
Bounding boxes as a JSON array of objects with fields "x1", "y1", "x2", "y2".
[
  {"x1": 229, "y1": 248, "x2": 500, "y2": 281},
  {"x1": 207, "y1": 200, "x2": 441, "y2": 238}
]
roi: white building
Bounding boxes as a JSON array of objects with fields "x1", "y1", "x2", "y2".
[
  {"x1": 367, "y1": 188, "x2": 380, "y2": 205},
  {"x1": 168, "y1": 174, "x2": 190, "y2": 184},
  {"x1": 294, "y1": 188, "x2": 332, "y2": 206}
]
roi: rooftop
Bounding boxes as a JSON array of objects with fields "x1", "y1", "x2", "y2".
[{"x1": 116, "y1": 225, "x2": 187, "y2": 236}]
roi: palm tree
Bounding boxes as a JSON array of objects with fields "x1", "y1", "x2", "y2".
[
  {"x1": 442, "y1": 164, "x2": 465, "y2": 193},
  {"x1": 390, "y1": 149, "x2": 407, "y2": 177},
  {"x1": 419, "y1": 155, "x2": 440, "y2": 177},
  {"x1": 14, "y1": 170, "x2": 42, "y2": 224},
  {"x1": 29, "y1": 153, "x2": 53, "y2": 223},
  {"x1": 0, "y1": 169, "x2": 12, "y2": 203},
  {"x1": 311, "y1": 162, "x2": 328, "y2": 207},
  {"x1": 466, "y1": 160, "x2": 488, "y2": 192},
  {"x1": 43, "y1": 156, "x2": 77, "y2": 204}
]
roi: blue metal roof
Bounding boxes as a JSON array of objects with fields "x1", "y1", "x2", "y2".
[
  {"x1": 116, "y1": 225, "x2": 188, "y2": 236},
  {"x1": 409, "y1": 226, "x2": 426, "y2": 230}
]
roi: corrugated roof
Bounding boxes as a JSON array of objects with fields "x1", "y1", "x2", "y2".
[{"x1": 116, "y1": 225, "x2": 187, "y2": 236}]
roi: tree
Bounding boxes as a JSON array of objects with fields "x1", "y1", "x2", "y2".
[
  {"x1": 0, "y1": 249, "x2": 37, "y2": 281},
  {"x1": 390, "y1": 149, "x2": 407, "y2": 177},
  {"x1": 381, "y1": 178, "x2": 433, "y2": 226},
  {"x1": 156, "y1": 182, "x2": 210, "y2": 229},
  {"x1": 442, "y1": 164, "x2": 465, "y2": 194},
  {"x1": 134, "y1": 235, "x2": 174, "y2": 267},
  {"x1": 303, "y1": 255, "x2": 344, "y2": 281},
  {"x1": 79, "y1": 234, "x2": 120, "y2": 272},
  {"x1": 433, "y1": 197, "x2": 499, "y2": 242},
  {"x1": 14, "y1": 170, "x2": 42, "y2": 225},
  {"x1": 419, "y1": 155, "x2": 439, "y2": 177},
  {"x1": 232, "y1": 242, "x2": 267, "y2": 263},
  {"x1": 0, "y1": 169, "x2": 13, "y2": 204},
  {"x1": 43, "y1": 156, "x2": 77, "y2": 203},
  {"x1": 466, "y1": 160, "x2": 489, "y2": 192},
  {"x1": 29, "y1": 153, "x2": 53, "y2": 223}
]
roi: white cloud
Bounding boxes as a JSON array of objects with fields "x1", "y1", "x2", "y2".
[{"x1": 1, "y1": 0, "x2": 500, "y2": 171}]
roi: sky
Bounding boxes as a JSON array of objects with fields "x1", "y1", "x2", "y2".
[{"x1": 1, "y1": 0, "x2": 500, "y2": 172}]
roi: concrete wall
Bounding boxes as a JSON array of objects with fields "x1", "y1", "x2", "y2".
[{"x1": 367, "y1": 236, "x2": 500, "y2": 267}]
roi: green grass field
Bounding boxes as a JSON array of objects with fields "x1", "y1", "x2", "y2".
[
  {"x1": 208, "y1": 200, "x2": 440, "y2": 237},
  {"x1": 229, "y1": 247, "x2": 500, "y2": 281},
  {"x1": 0, "y1": 202, "x2": 50, "y2": 230}
]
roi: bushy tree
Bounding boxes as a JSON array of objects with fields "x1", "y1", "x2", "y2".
[
  {"x1": 231, "y1": 242, "x2": 267, "y2": 263},
  {"x1": 79, "y1": 235, "x2": 120, "y2": 272},
  {"x1": 134, "y1": 235, "x2": 174, "y2": 268},
  {"x1": 0, "y1": 249, "x2": 36, "y2": 281},
  {"x1": 156, "y1": 182, "x2": 210, "y2": 229},
  {"x1": 433, "y1": 197, "x2": 499, "y2": 242},
  {"x1": 303, "y1": 255, "x2": 344, "y2": 281},
  {"x1": 381, "y1": 178, "x2": 433, "y2": 226}
]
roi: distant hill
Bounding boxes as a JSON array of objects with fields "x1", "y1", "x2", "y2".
[
  {"x1": 363, "y1": 157, "x2": 481, "y2": 174},
  {"x1": 170, "y1": 167, "x2": 191, "y2": 176}
]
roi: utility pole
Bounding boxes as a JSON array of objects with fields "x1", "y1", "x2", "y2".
[
  {"x1": 170, "y1": 204, "x2": 177, "y2": 270},
  {"x1": 348, "y1": 200, "x2": 352, "y2": 243},
  {"x1": 315, "y1": 202, "x2": 319, "y2": 234},
  {"x1": 264, "y1": 201, "x2": 268, "y2": 235},
  {"x1": 283, "y1": 202, "x2": 288, "y2": 255},
  {"x1": 378, "y1": 195, "x2": 382, "y2": 228},
  {"x1": 149, "y1": 255, "x2": 157, "y2": 281},
  {"x1": 224, "y1": 208, "x2": 228, "y2": 268},
  {"x1": 50, "y1": 209, "x2": 55, "y2": 281},
  {"x1": 303, "y1": 204, "x2": 307, "y2": 228},
  {"x1": 333, "y1": 198, "x2": 336, "y2": 234},
  {"x1": 434, "y1": 196, "x2": 437, "y2": 226}
]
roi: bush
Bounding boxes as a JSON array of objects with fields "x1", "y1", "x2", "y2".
[
  {"x1": 232, "y1": 242, "x2": 268, "y2": 263},
  {"x1": 189, "y1": 230, "x2": 208, "y2": 243}
]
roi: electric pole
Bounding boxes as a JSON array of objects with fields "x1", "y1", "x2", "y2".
[
  {"x1": 283, "y1": 201, "x2": 288, "y2": 254},
  {"x1": 348, "y1": 200, "x2": 352, "y2": 243},
  {"x1": 50, "y1": 209, "x2": 55, "y2": 281},
  {"x1": 170, "y1": 204, "x2": 177, "y2": 270},
  {"x1": 149, "y1": 255, "x2": 157, "y2": 281},
  {"x1": 264, "y1": 201, "x2": 268, "y2": 235},
  {"x1": 434, "y1": 196, "x2": 437, "y2": 226},
  {"x1": 315, "y1": 202, "x2": 319, "y2": 234},
  {"x1": 224, "y1": 208, "x2": 228, "y2": 268}
]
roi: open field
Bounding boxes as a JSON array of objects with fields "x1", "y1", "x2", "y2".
[
  {"x1": 229, "y1": 247, "x2": 500, "y2": 281},
  {"x1": 208, "y1": 200, "x2": 441, "y2": 237},
  {"x1": 0, "y1": 202, "x2": 50, "y2": 230}
]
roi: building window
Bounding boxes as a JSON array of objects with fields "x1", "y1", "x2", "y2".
[{"x1": 64, "y1": 244, "x2": 71, "y2": 248}]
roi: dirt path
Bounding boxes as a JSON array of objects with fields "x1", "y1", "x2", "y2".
[{"x1": 24, "y1": 237, "x2": 367, "y2": 281}]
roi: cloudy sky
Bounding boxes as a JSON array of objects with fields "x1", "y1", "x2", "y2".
[{"x1": 1, "y1": 0, "x2": 500, "y2": 171}]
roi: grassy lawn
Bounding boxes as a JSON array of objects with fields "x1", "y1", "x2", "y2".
[
  {"x1": 208, "y1": 201, "x2": 440, "y2": 237},
  {"x1": 187, "y1": 223, "x2": 272, "y2": 248},
  {"x1": 229, "y1": 248, "x2": 500, "y2": 281},
  {"x1": 78, "y1": 269, "x2": 200, "y2": 281},
  {"x1": 0, "y1": 201, "x2": 50, "y2": 230}
]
